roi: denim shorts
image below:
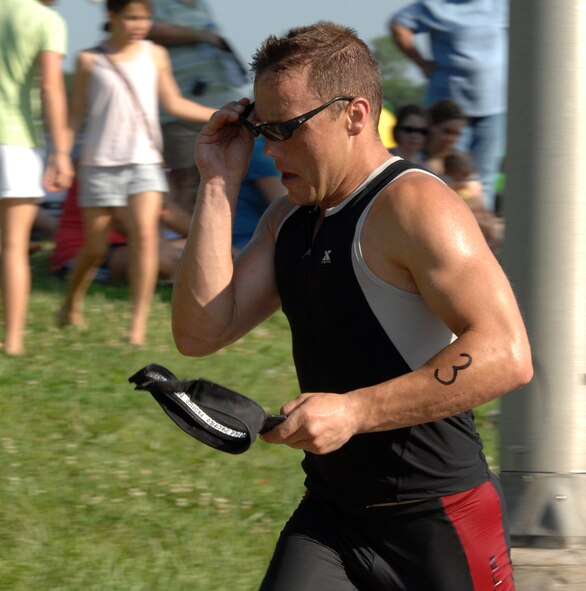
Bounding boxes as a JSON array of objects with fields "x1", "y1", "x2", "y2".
[{"x1": 78, "y1": 163, "x2": 169, "y2": 207}]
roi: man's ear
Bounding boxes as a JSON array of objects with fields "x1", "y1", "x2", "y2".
[{"x1": 347, "y1": 98, "x2": 371, "y2": 136}]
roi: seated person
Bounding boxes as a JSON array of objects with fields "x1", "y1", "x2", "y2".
[
  {"x1": 51, "y1": 176, "x2": 183, "y2": 284},
  {"x1": 421, "y1": 99, "x2": 467, "y2": 175},
  {"x1": 389, "y1": 103, "x2": 428, "y2": 164},
  {"x1": 444, "y1": 152, "x2": 504, "y2": 253}
]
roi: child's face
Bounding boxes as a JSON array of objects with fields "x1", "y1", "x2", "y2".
[{"x1": 109, "y1": 2, "x2": 152, "y2": 41}]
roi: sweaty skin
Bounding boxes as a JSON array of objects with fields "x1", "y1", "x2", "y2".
[{"x1": 172, "y1": 67, "x2": 533, "y2": 456}]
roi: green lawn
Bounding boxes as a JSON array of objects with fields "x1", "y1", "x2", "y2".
[{"x1": 0, "y1": 249, "x2": 499, "y2": 590}]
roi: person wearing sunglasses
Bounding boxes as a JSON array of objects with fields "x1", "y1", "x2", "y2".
[
  {"x1": 172, "y1": 21, "x2": 532, "y2": 591},
  {"x1": 389, "y1": 103, "x2": 428, "y2": 164},
  {"x1": 390, "y1": 0, "x2": 508, "y2": 213}
]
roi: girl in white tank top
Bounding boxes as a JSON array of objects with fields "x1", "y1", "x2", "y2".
[{"x1": 59, "y1": 0, "x2": 216, "y2": 346}]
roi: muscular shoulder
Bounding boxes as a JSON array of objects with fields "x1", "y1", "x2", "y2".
[
  {"x1": 370, "y1": 170, "x2": 468, "y2": 234},
  {"x1": 362, "y1": 169, "x2": 491, "y2": 290},
  {"x1": 385, "y1": 169, "x2": 479, "y2": 233}
]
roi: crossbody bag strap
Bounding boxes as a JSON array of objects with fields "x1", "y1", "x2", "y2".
[{"x1": 96, "y1": 43, "x2": 159, "y2": 152}]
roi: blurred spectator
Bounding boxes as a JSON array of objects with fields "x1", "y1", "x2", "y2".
[
  {"x1": 390, "y1": 0, "x2": 508, "y2": 210},
  {"x1": 232, "y1": 137, "x2": 284, "y2": 254},
  {"x1": 421, "y1": 99, "x2": 466, "y2": 176},
  {"x1": 31, "y1": 208, "x2": 59, "y2": 243},
  {"x1": 149, "y1": 0, "x2": 250, "y2": 214},
  {"x1": 389, "y1": 103, "x2": 428, "y2": 164},
  {"x1": 59, "y1": 0, "x2": 214, "y2": 346},
  {"x1": 444, "y1": 152, "x2": 504, "y2": 252},
  {"x1": 421, "y1": 99, "x2": 505, "y2": 252},
  {"x1": 51, "y1": 175, "x2": 183, "y2": 285},
  {"x1": 0, "y1": 0, "x2": 73, "y2": 356}
]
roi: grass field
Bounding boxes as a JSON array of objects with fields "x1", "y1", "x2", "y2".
[{"x1": 0, "y1": 248, "x2": 500, "y2": 590}]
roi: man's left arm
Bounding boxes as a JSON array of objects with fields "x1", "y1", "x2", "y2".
[{"x1": 263, "y1": 174, "x2": 532, "y2": 453}]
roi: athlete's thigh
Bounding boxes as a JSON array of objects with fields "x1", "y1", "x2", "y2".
[
  {"x1": 259, "y1": 497, "x2": 359, "y2": 591},
  {"x1": 433, "y1": 478, "x2": 514, "y2": 590},
  {"x1": 368, "y1": 480, "x2": 514, "y2": 590}
]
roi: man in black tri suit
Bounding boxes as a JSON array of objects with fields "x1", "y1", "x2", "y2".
[{"x1": 171, "y1": 21, "x2": 533, "y2": 591}]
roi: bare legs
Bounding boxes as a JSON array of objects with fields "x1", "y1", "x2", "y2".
[
  {"x1": 126, "y1": 191, "x2": 162, "y2": 346},
  {"x1": 0, "y1": 199, "x2": 38, "y2": 356},
  {"x1": 60, "y1": 206, "x2": 112, "y2": 327},
  {"x1": 60, "y1": 191, "x2": 162, "y2": 345}
]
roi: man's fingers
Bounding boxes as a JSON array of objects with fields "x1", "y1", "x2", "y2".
[{"x1": 280, "y1": 393, "x2": 311, "y2": 416}]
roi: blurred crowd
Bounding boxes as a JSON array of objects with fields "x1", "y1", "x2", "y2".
[{"x1": 0, "y1": 0, "x2": 508, "y2": 355}]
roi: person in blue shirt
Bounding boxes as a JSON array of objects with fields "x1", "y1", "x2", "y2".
[
  {"x1": 390, "y1": 0, "x2": 508, "y2": 211},
  {"x1": 232, "y1": 136, "x2": 284, "y2": 254}
]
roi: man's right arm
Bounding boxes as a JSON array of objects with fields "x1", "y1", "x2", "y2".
[
  {"x1": 389, "y1": 20, "x2": 435, "y2": 77},
  {"x1": 171, "y1": 103, "x2": 284, "y2": 357}
]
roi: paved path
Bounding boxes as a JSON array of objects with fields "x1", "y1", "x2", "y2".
[{"x1": 512, "y1": 547, "x2": 586, "y2": 590}]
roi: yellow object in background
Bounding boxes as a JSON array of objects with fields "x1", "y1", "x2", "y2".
[{"x1": 378, "y1": 106, "x2": 397, "y2": 149}]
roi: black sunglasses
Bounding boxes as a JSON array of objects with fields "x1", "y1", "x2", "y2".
[
  {"x1": 239, "y1": 96, "x2": 355, "y2": 142},
  {"x1": 397, "y1": 125, "x2": 428, "y2": 136}
]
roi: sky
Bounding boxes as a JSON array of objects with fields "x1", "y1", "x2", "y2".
[{"x1": 53, "y1": 0, "x2": 414, "y2": 73}]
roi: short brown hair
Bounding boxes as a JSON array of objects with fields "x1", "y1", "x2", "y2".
[
  {"x1": 250, "y1": 21, "x2": 382, "y2": 124},
  {"x1": 444, "y1": 152, "x2": 475, "y2": 179},
  {"x1": 427, "y1": 99, "x2": 466, "y2": 126}
]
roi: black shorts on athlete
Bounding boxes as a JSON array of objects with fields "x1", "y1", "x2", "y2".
[{"x1": 259, "y1": 474, "x2": 514, "y2": 591}]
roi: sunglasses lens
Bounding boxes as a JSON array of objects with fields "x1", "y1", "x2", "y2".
[
  {"x1": 261, "y1": 124, "x2": 291, "y2": 142},
  {"x1": 401, "y1": 126, "x2": 428, "y2": 135},
  {"x1": 239, "y1": 117, "x2": 259, "y2": 139}
]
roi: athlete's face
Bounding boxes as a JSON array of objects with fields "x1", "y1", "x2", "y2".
[{"x1": 253, "y1": 69, "x2": 355, "y2": 209}]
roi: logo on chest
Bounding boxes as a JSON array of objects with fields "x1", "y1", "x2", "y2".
[{"x1": 299, "y1": 248, "x2": 335, "y2": 264}]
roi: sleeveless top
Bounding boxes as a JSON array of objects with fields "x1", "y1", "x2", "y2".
[
  {"x1": 80, "y1": 40, "x2": 162, "y2": 167},
  {"x1": 274, "y1": 158, "x2": 489, "y2": 508}
]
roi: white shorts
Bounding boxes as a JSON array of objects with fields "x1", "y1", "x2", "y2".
[
  {"x1": 78, "y1": 163, "x2": 169, "y2": 207},
  {"x1": 0, "y1": 145, "x2": 45, "y2": 199}
]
